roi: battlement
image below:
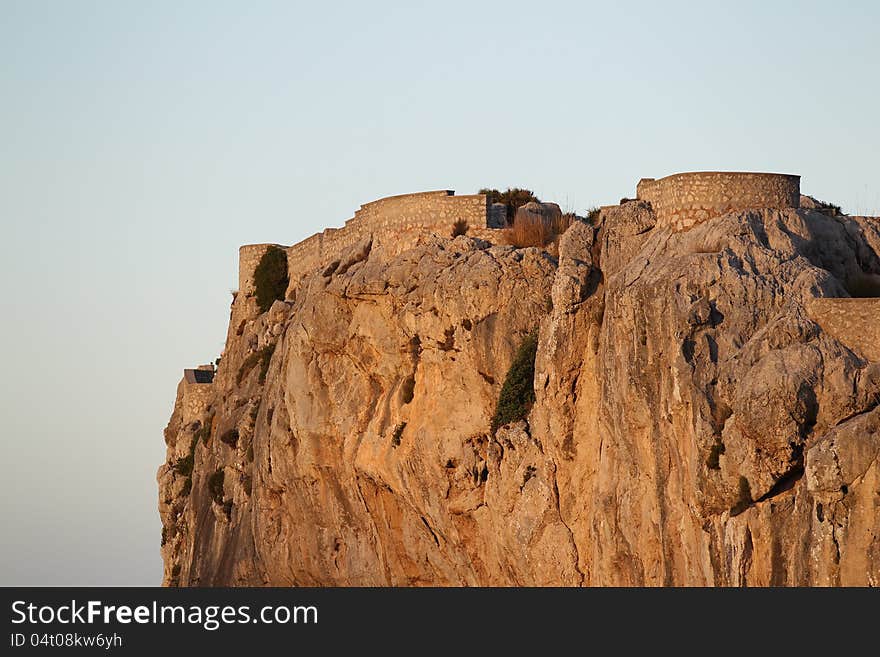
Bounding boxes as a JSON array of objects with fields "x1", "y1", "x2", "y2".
[
  {"x1": 636, "y1": 171, "x2": 800, "y2": 231},
  {"x1": 807, "y1": 298, "x2": 880, "y2": 361}
]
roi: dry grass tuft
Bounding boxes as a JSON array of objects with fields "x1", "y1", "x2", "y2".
[{"x1": 503, "y1": 213, "x2": 574, "y2": 248}]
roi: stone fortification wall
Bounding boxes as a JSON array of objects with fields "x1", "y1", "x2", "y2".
[
  {"x1": 808, "y1": 298, "x2": 880, "y2": 362},
  {"x1": 281, "y1": 190, "x2": 489, "y2": 284},
  {"x1": 637, "y1": 172, "x2": 800, "y2": 231},
  {"x1": 181, "y1": 376, "x2": 214, "y2": 424}
]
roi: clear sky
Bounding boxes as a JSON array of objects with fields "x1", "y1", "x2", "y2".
[{"x1": 1, "y1": 1, "x2": 878, "y2": 585}]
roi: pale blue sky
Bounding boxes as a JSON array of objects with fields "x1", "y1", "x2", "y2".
[{"x1": 1, "y1": 1, "x2": 878, "y2": 585}]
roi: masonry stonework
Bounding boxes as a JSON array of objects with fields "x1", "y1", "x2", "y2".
[
  {"x1": 282, "y1": 190, "x2": 489, "y2": 285},
  {"x1": 807, "y1": 298, "x2": 880, "y2": 362},
  {"x1": 181, "y1": 367, "x2": 215, "y2": 424},
  {"x1": 234, "y1": 173, "x2": 816, "y2": 302},
  {"x1": 637, "y1": 171, "x2": 800, "y2": 231}
]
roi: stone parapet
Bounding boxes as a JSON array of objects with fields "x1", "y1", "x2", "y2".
[
  {"x1": 181, "y1": 370, "x2": 215, "y2": 424},
  {"x1": 263, "y1": 190, "x2": 495, "y2": 290},
  {"x1": 636, "y1": 171, "x2": 800, "y2": 231}
]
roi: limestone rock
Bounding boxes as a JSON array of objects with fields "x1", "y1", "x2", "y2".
[
  {"x1": 160, "y1": 205, "x2": 880, "y2": 586},
  {"x1": 515, "y1": 201, "x2": 563, "y2": 225}
]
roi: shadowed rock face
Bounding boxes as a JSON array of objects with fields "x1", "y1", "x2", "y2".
[{"x1": 159, "y1": 206, "x2": 880, "y2": 586}]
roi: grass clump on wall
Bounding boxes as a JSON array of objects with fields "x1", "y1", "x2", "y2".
[
  {"x1": 490, "y1": 331, "x2": 539, "y2": 434},
  {"x1": 451, "y1": 218, "x2": 469, "y2": 237}
]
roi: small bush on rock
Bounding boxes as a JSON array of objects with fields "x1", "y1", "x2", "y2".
[
  {"x1": 253, "y1": 246, "x2": 289, "y2": 313},
  {"x1": 208, "y1": 469, "x2": 225, "y2": 505},
  {"x1": 491, "y1": 331, "x2": 538, "y2": 434}
]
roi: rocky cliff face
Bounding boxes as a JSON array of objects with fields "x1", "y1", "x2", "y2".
[{"x1": 159, "y1": 204, "x2": 880, "y2": 586}]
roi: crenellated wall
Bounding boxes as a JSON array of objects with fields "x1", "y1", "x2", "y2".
[
  {"x1": 808, "y1": 298, "x2": 880, "y2": 361},
  {"x1": 637, "y1": 171, "x2": 800, "y2": 231}
]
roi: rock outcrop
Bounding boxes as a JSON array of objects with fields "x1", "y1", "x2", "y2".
[
  {"x1": 514, "y1": 201, "x2": 564, "y2": 226},
  {"x1": 159, "y1": 203, "x2": 880, "y2": 586}
]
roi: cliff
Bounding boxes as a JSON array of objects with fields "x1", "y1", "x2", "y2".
[{"x1": 158, "y1": 201, "x2": 880, "y2": 586}]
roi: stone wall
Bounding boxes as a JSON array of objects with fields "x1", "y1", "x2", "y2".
[
  {"x1": 808, "y1": 298, "x2": 880, "y2": 361},
  {"x1": 637, "y1": 172, "x2": 800, "y2": 231},
  {"x1": 181, "y1": 379, "x2": 214, "y2": 424},
  {"x1": 228, "y1": 191, "x2": 485, "y2": 296}
]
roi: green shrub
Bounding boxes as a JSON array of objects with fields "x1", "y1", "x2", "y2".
[
  {"x1": 237, "y1": 344, "x2": 276, "y2": 386},
  {"x1": 172, "y1": 433, "x2": 199, "y2": 478},
  {"x1": 479, "y1": 188, "x2": 540, "y2": 225},
  {"x1": 253, "y1": 245, "x2": 289, "y2": 313},
  {"x1": 220, "y1": 428, "x2": 239, "y2": 448},
  {"x1": 586, "y1": 207, "x2": 601, "y2": 224},
  {"x1": 491, "y1": 331, "x2": 539, "y2": 434},
  {"x1": 451, "y1": 218, "x2": 469, "y2": 237},
  {"x1": 173, "y1": 452, "x2": 194, "y2": 477},
  {"x1": 208, "y1": 469, "x2": 225, "y2": 505},
  {"x1": 812, "y1": 198, "x2": 843, "y2": 216}
]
